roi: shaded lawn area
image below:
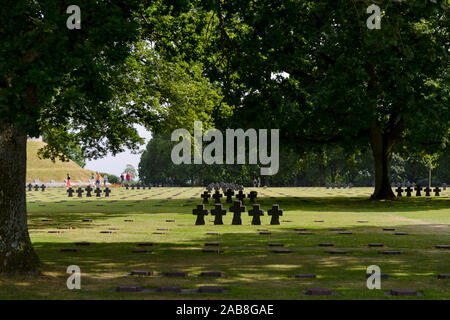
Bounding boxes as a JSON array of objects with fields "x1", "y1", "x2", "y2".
[{"x1": 1, "y1": 187, "x2": 448, "y2": 300}]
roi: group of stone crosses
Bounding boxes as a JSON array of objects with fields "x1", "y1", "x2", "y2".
[
  {"x1": 67, "y1": 185, "x2": 111, "y2": 198},
  {"x1": 392, "y1": 181, "x2": 446, "y2": 197},
  {"x1": 124, "y1": 184, "x2": 151, "y2": 190},
  {"x1": 325, "y1": 182, "x2": 353, "y2": 189},
  {"x1": 194, "y1": 183, "x2": 284, "y2": 226},
  {"x1": 26, "y1": 183, "x2": 46, "y2": 192}
]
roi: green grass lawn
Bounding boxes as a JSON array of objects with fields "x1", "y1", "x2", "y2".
[{"x1": 1, "y1": 187, "x2": 449, "y2": 300}]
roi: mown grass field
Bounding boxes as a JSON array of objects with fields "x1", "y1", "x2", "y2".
[{"x1": 1, "y1": 187, "x2": 449, "y2": 300}]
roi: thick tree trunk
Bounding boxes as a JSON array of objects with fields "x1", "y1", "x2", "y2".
[
  {"x1": 369, "y1": 123, "x2": 396, "y2": 200},
  {"x1": 0, "y1": 122, "x2": 40, "y2": 274}
]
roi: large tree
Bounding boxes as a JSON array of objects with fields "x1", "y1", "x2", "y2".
[
  {"x1": 148, "y1": 0, "x2": 449, "y2": 199},
  {"x1": 0, "y1": 1, "x2": 224, "y2": 274}
]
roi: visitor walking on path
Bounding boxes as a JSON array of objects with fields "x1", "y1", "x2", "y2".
[
  {"x1": 120, "y1": 174, "x2": 124, "y2": 186},
  {"x1": 103, "y1": 174, "x2": 108, "y2": 187},
  {"x1": 96, "y1": 172, "x2": 101, "y2": 187},
  {"x1": 126, "y1": 173, "x2": 131, "y2": 184},
  {"x1": 91, "y1": 173, "x2": 95, "y2": 186},
  {"x1": 66, "y1": 173, "x2": 71, "y2": 187}
]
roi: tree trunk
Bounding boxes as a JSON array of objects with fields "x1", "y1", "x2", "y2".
[
  {"x1": 369, "y1": 123, "x2": 396, "y2": 200},
  {"x1": 0, "y1": 122, "x2": 40, "y2": 274}
]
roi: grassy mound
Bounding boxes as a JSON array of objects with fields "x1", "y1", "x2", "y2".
[{"x1": 27, "y1": 140, "x2": 94, "y2": 183}]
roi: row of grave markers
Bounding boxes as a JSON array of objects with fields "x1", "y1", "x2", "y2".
[
  {"x1": 67, "y1": 186, "x2": 111, "y2": 197},
  {"x1": 201, "y1": 189, "x2": 258, "y2": 204},
  {"x1": 193, "y1": 201, "x2": 283, "y2": 225}
]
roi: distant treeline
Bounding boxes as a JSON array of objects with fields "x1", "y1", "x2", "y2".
[{"x1": 138, "y1": 135, "x2": 449, "y2": 187}]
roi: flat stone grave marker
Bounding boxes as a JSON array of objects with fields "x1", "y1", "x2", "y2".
[
  {"x1": 294, "y1": 228, "x2": 307, "y2": 231},
  {"x1": 58, "y1": 226, "x2": 73, "y2": 230},
  {"x1": 204, "y1": 243, "x2": 219, "y2": 246},
  {"x1": 48, "y1": 230, "x2": 61, "y2": 233},
  {"x1": 389, "y1": 289, "x2": 419, "y2": 296},
  {"x1": 380, "y1": 251, "x2": 402, "y2": 255},
  {"x1": 206, "y1": 232, "x2": 219, "y2": 235},
  {"x1": 383, "y1": 228, "x2": 395, "y2": 231},
  {"x1": 319, "y1": 243, "x2": 334, "y2": 247},
  {"x1": 395, "y1": 232, "x2": 408, "y2": 235},
  {"x1": 366, "y1": 273, "x2": 389, "y2": 279},
  {"x1": 198, "y1": 286, "x2": 225, "y2": 293},
  {"x1": 41, "y1": 218, "x2": 52, "y2": 222},
  {"x1": 339, "y1": 232, "x2": 353, "y2": 235},
  {"x1": 437, "y1": 274, "x2": 450, "y2": 279},
  {"x1": 82, "y1": 219, "x2": 92, "y2": 222},
  {"x1": 75, "y1": 242, "x2": 91, "y2": 246},
  {"x1": 331, "y1": 228, "x2": 345, "y2": 231},
  {"x1": 132, "y1": 249, "x2": 150, "y2": 253},
  {"x1": 295, "y1": 274, "x2": 316, "y2": 279},
  {"x1": 124, "y1": 219, "x2": 134, "y2": 222},
  {"x1": 435, "y1": 245, "x2": 450, "y2": 249},
  {"x1": 327, "y1": 250, "x2": 347, "y2": 254},
  {"x1": 248, "y1": 204, "x2": 264, "y2": 225},
  {"x1": 115, "y1": 285, "x2": 142, "y2": 292},
  {"x1": 157, "y1": 286, "x2": 182, "y2": 293},
  {"x1": 357, "y1": 220, "x2": 368, "y2": 223},
  {"x1": 166, "y1": 219, "x2": 175, "y2": 222},
  {"x1": 299, "y1": 232, "x2": 314, "y2": 235},
  {"x1": 61, "y1": 248, "x2": 79, "y2": 252},
  {"x1": 153, "y1": 232, "x2": 165, "y2": 234},
  {"x1": 257, "y1": 228, "x2": 268, "y2": 231},
  {"x1": 100, "y1": 231, "x2": 113, "y2": 234},
  {"x1": 268, "y1": 243, "x2": 284, "y2": 247},
  {"x1": 200, "y1": 271, "x2": 223, "y2": 277},
  {"x1": 230, "y1": 200, "x2": 246, "y2": 225},
  {"x1": 368, "y1": 243, "x2": 384, "y2": 247},
  {"x1": 272, "y1": 249, "x2": 293, "y2": 254},
  {"x1": 259, "y1": 231, "x2": 272, "y2": 235},
  {"x1": 138, "y1": 242, "x2": 156, "y2": 247},
  {"x1": 303, "y1": 288, "x2": 333, "y2": 296},
  {"x1": 163, "y1": 271, "x2": 188, "y2": 277},
  {"x1": 314, "y1": 220, "x2": 324, "y2": 222},
  {"x1": 203, "y1": 248, "x2": 221, "y2": 253},
  {"x1": 130, "y1": 270, "x2": 153, "y2": 276}
]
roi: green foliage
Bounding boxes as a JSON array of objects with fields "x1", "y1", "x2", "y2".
[{"x1": 123, "y1": 164, "x2": 138, "y2": 180}]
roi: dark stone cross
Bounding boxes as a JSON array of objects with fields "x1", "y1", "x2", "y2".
[
  {"x1": 34, "y1": 184, "x2": 39, "y2": 191},
  {"x1": 201, "y1": 191, "x2": 211, "y2": 204},
  {"x1": 268, "y1": 204, "x2": 283, "y2": 225},
  {"x1": 27, "y1": 184, "x2": 32, "y2": 192},
  {"x1": 248, "y1": 191, "x2": 258, "y2": 203},
  {"x1": 40, "y1": 184, "x2": 46, "y2": 192},
  {"x1": 211, "y1": 204, "x2": 227, "y2": 225},
  {"x1": 236, "y1": 190, "x2": 246, "y2": 203},
  {"x1": 104, "y1": 187, "x2": 111, "y2": 197},
  {"x1": 248, "y1": 204, "x2": 264, "y2": 225},
  {"x1": 433, "y1": 186, "x2": 441, "y2": 196},
  {"x1": 193, "y1": 204, "x2": 208, "y2": 225},
  {"x1": 131, "y1": 185, "x2": 135, "y2": 190},
  {"x1": 405, "y1": 186, "x2": 413, "y2": 197},
  {"x1": 230, "y1": 200, "x2": 246, "y2": 225},
  {"x1": 212, "y1": 191, "x2": 222, "y2": 204},
  {"x1": 395, "y1": 186, "x2": 403, "y2": 197},
  {"x1": 225, "y1": 189, "x2": 234, "y2": 203},
  {"x1": 136, "y1": 185, "x2": 140, "y2": 190},
  {"x1": 67, "y1": 187, "x2": 74, "y2": 197},
  {"x1": 125, "y1": 184, "x2": 129, "y2": 190},
  {"x1": 94, "y1": 187, "x2": 102, "y2": 197},
  {"x1": 424, "y1": 186, "x2": 432, "y2": 197},
  {"x1": 85, "y1": 186, "x2": 93, "y2": 197},
  {"x1": 414, "y1": 185, "x2": 422, "y2": 197},
  {"x1": 76, "y1": 187, "x2": 84, "y2": 198}
]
